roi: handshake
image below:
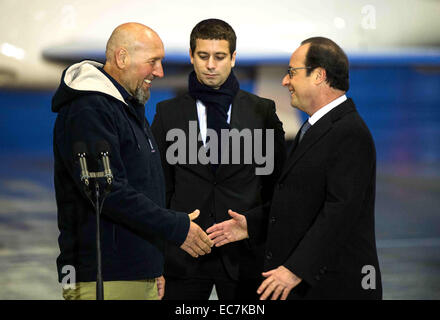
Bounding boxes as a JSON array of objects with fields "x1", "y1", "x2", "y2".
[{"x1": 180, "y1": 209, "x2": 248, "y2": 258}]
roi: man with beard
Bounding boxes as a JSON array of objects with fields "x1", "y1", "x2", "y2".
[
  {"x1": 52, "y1": 22, "x2": 213, "y2": 300},
  {"x1": 151, "y1": 19, "x2": 285, "y2": 300}
]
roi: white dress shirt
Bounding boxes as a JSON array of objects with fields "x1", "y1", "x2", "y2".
[
  {"x1": 196, "y1": 100, "x2": 232, "y2": 145},
  {"x1": 308, "y1": 95, "x2": 347, "y2": 126}
]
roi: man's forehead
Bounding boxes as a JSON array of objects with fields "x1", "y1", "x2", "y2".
[
  {"x1": 290, "y1": 44, "x2": 309, "y2": 66},
  {"x1": 194, "y1": 38, "x2": 230, "y2": 51},
  {"x1": 134, "y1": 39, "x2": 164, "y2": 54}
]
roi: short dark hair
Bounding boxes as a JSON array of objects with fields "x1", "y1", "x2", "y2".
[
  {"x1": 190, "y1": 19, "x2": 236, "y2": 55},
  {"x1": 301, "y1": 37, "x2": 349, "y2": 91}
]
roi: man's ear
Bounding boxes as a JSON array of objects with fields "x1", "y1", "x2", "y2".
[
  {"x1": 231, "y1": 51, "x2": 237, "y2": 68},
  {"x1": 115, "y1": 47, "x2": 129, "y2": 69},
  {"x1": 189, "y1": 48, "x2": 194, "y2": 65},
  {"x1": 314, "y1": 67, "x2": 327, "y2": 85}
]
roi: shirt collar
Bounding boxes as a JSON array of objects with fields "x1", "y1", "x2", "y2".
[{"x1": 308, "y1": 94, "x2": 347, "y2": 125}]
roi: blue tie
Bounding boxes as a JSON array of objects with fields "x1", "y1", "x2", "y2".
[{"x1": 299, "y1": 120, "x2": 311, "y2": 143}]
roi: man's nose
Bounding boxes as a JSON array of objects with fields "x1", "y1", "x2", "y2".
[
  {"x1": 154, "y1": 61, "x2": 164, "y2": 78},
  {"x1": 282, "y1": 74, "x2": 290, "y2": 87},
  {"x1": 207, "y1": 57, "x2": 216, "y2": 70}
]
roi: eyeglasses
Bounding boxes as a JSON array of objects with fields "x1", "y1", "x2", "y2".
[{"x1": 287, "y1": 66, "x2": 311, "y2": 78}]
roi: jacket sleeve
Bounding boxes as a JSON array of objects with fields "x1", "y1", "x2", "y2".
[
  {"x1": 283, "y1": 128, "x2": 375, "y2": 286},
  {"x1": 57, "y1": 95, "x2": 189, "y2": 246},
  {"x1": 244, "y1": 99, "x2": 286, "y2": 245},
  {"x1": 151, "y1": 102, "x2": 175, "y2": 208}
]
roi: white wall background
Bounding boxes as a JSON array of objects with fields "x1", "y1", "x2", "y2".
[{"x1": 0, "y1": 0, "x2": 439, "y2": 88}]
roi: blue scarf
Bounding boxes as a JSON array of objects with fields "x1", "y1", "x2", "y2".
[{"x1": 188, "y1": 70, "x2": 240, "y2": 171}]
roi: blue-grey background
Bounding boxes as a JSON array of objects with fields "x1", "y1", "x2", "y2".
[{"x1": 0, "y1": 0, "x2": 439, "y2": 299}]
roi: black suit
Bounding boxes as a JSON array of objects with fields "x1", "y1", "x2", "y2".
[
  {"x1": 151, "y1": 90, "x2": 285, "y2": 299},
  {"x1": 264, "y1": 98, "x2": 382, "y2": 299}
]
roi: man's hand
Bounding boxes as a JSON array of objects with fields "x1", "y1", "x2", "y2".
[
  {"x1": 180, "y1": 210, "x2": 213, "y2": 258},
  {"x1": 257, "y1": 266, "x2": 302, "y2": 300},
  {"x1": 156, "y1": 276, "x2": 165, "y2": 300},
  {"x1": 206, "y1": 210, "x2": 249, "y2": 247}
]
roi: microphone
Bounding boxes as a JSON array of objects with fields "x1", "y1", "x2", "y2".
[
  {"x1": 96, "y1": 140, "x2": 113, "y2": 185},
  {"x1": 72, "y1": 140, "x2": 111, "y2": 300},
  {"x1": 73, "y1": 142, "x2": 90, "y2": 186}
]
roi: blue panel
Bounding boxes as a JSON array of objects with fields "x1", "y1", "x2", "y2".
[
  {"x1": 0, "y1": 90, "x2": 56, "y2": 154},
  {"x1": 351, "y1": 66, "x2": 440, "y2": 165},
  {"x1": 0, "y1": 89, "x2": 174, "y2": 154},
  {"x1": 297, "y1": 66, "x2": 440, "y2": 165},
  {"x1": 1, "y1": 64, "x2": 439, "y2": 168}
]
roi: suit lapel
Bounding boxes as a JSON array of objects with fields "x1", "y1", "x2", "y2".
[
  {"x1": 181, "y1": 94, "x2": 214, "y2": 179},
  {"x1": 229, "y1": 91, "x2": 249, "y2": 130},
  {"x1": 282, "y1": 117, "x2": 332, "y2": 178},
  {"x1": 279, "y1": 99, "x2": 356, "y2": 182},
  {"x1": 285, "y1": 125, "x2": 302, "y2": 160}
]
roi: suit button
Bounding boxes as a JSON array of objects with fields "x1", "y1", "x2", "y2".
[
  {"x1": 315, "y1": 275, "x2": 321, "y2": 281},
  {"x1": 213, "y1": 181, "x2": 217, "y2": 186},
  {"x1": 266, "y1": 251, "x2": 273, "y2": 260},
  {"x1": 319, "y1": 268, "x2": 325, "y2": 274},
  {"x1": 270, "y1": 217, "x2": 276, "y2": 224}
]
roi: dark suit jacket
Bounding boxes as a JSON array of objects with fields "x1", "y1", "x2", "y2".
[
  {"x1": 151, "y1": 90, "x2": 286, "y2": 281},
  {"x1": 264, "y1": 98, "x2": 382, "y2": 299}
]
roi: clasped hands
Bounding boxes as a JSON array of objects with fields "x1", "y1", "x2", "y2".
[
  {"x1": 206, "y1": 209, "x2": 302, "y2": 300},
  {"x1": 181, "y1": 209, "x2": 248, "y2": 258},
  {"x1": 180, "y1": 209, "x2": 302, "y2": 299},
  {"x1": 180, "y1": 209, "x2": 214, "y2": 258}
]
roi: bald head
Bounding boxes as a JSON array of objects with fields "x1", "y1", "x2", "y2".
[
  {"x1": 105, "y1": 22, "x2": 162, "y2": 63},
  {"x1": 103, "y1": 22, "x2": 165, "y2": 105}
]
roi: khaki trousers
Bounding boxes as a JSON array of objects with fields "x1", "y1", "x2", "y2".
[{"x1": 63, "y1": 279, "x2": 158, "y2": 300}]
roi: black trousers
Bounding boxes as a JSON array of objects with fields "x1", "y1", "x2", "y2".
[
  {"x1": 164, "y1": 251, "x2": 260, "y2": 300},
  {"x1": 163, "y1": 277, "x2": 260, "y2": 300}
]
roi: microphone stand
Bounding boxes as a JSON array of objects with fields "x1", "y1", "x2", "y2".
[
  {"x1": 94, "y1": 180, "x2": 104, "y2": 300},
  {"x1": 89, "y1": 174, "x2": 111, "y2": 300},
  {"x1": 93, "y1": 177, "x2": 111, "y2": 300},
  {"x1": 80, "y1": 178, "x2": 105, "y2": 300},
  {"x1": 75, "y1": 143, "x2": 112, "y2": 301},
  {"x1": 79, "y1": 169, "x2": 109, "y2": 300},
  {"x1": 91, "y1": 161, "x2": 112, "y2": 300}
]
